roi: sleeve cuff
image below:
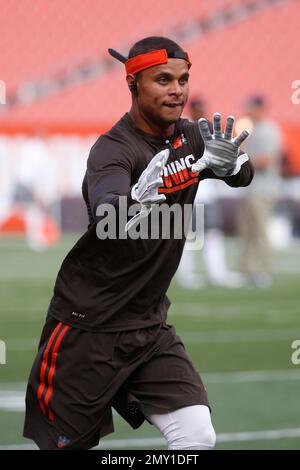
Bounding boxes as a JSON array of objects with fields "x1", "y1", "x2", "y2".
[{"x1": 227, "y1": 153, "x2": 249, "y2": 176}]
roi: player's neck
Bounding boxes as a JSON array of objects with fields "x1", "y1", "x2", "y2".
[{"x1": 129, "y1": 107, "x2": 175, "y2": 139}]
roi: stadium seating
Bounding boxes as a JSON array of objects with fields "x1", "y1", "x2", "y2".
[{"x1": 0, "y1": 0, "x2": 299, "y2": 170}]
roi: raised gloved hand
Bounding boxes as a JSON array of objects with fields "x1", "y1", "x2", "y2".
[
  {"x1": 192, "y1": 113, "x2": 250, "y2": 177},
  {"x1": 125, "y1": 149, "x2": 169, "y2": 231}
]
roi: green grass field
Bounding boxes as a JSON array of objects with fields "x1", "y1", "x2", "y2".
[{"x1": 1, "y1": 234, "x2": 300, "y2": 450}]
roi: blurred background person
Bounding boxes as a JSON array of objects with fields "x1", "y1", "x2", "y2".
[
  {"x1": 236, "y1": 95, "x2": 283, "y2": 287},
  {"x1": 10, "y1": 135, "x2": 60, "y2": 251},
  {"x1": 0, "y1": 135, "x2": 11, "y2": 225},
  {"x1": 176, "y1": 97, "x2": 244, "y2": 288}
]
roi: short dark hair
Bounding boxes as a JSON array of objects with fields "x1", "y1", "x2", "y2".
[{"x1": 128, "y1": 36, "x2": 185, "y2": 59}]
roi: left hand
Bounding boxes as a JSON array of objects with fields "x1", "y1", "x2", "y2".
[
  {"x1": 125, "y1": 149, "x2": 169, "y2": 232},
  {"x1": 192, "y1": 113, "x2": 250, "y2": 177}
]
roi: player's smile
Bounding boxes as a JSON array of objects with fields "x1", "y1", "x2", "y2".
[
  {"x1": 163, "y1": 102, "x2": 184, "y2": 108},
  {"x1": 164, "y1": 102, "x2": 184, "y2": 106}
]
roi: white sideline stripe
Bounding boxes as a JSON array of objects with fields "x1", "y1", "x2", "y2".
[
  {"x1": 1, "y1": 370, "x2": 300, "y2": 412},
  {"x1": 217, "y1": 427, "x2": 300, "y2": 443},
  {"x1": 3, "y1": 299, "x2": 300, "y2": 323},
  {"x1": 169, "y1": 303, "x2": 300, "y2": 320},
  {"x1": 4, "y1": 296, "x2": 300, "y2": 324},
  {"x1": 1, "y1": 427, "x2": 300, "y2": 450},
  {"x1": 204, "y1": 369, "x2": 300, "y2": 384},
  {"x1": 182, "y1": 328, "x2": 298, "y2": 344},
  {"x1": 4, "y1": 327, "x2": 300, "y2": 350},
  {"x1": 171, "y1": 300, "x2": 300, "y2": 308},
  {"x1": 96, "y1": 427, "x2": 300, "y2": 448},
  {"x1": 0, "y1": 391, "x2": 25, "y2": 411}
]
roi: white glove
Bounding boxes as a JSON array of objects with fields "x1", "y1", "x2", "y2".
[
  {"x1": 125, "y1": 149, "x2": 169, "y2": 231},
  {"x1": 191, "y1": 113, "x2": 250, "y2": 177}
]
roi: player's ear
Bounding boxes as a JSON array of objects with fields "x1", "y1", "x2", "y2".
[{"x1": 126, "y1": 74, "x2": 138, "y2": 95}]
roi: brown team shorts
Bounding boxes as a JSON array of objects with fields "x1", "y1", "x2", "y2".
[{"x1": 23, "y1": 316, "x2": 209, "y2": 450}]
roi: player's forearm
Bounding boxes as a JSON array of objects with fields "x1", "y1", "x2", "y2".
[
  {"x1": 86, "y1": 167, "x2": 135, "y2": 220},
  {"x1": 91, "y1": 190, "x2": 135, "y2": 221},
  {"x1": 200, "y1": 158, "x2": 254, "y2": 187}
]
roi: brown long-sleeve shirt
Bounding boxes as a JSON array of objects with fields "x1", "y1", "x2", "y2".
[{"x1": 48, "y1": 113, "x2": 254, "y2": 331}]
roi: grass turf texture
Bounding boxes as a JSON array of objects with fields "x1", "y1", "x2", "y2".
[{"x1": 0, "y1": 235, "x2": 300, "y2": 449}]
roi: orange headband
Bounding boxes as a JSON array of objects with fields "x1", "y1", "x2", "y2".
[
  {"x1": 108, "y1": 48, "x2": 192, "y2": 75},
  {"x1": 125, "y1": 49, "x2": 192, "y2": 74}
]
